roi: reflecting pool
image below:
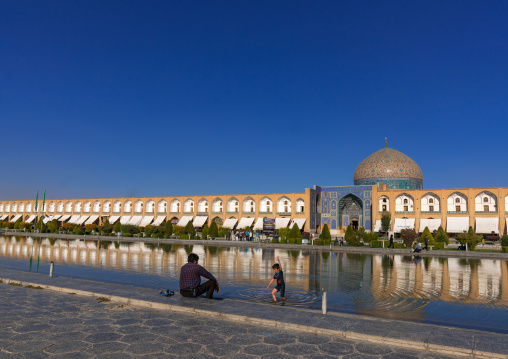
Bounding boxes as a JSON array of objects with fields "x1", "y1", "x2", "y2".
[{"x1": 1, "y1": 235, "x2": 508, "y2": 333}]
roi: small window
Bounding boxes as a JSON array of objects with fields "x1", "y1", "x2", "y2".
[
  {"x1": 382, "y1": 198, "x2": 387, "y2": 203},
  {"x1": 403, "y1": 206, "x2": 408, "y2": 211},
  {"x1": 483, "y1": 197, "x2": 489, "y2": 203},
  {"x1": 429, "y1": 206, "x2": 434, "y2": 212},
  {"x1": 403, "y1": 199, "x2": 408, "y2": 204},
  {"x1": 455, "y1": 205, "x2": 460, "y2": 212},
  {"x1": 382, "y1": 205, "x2": 387, "y2": 211},
  {"x1": 429, "y1": 198, "x2": 434, "y2": 204},
  {"x1": 484, "y1": 205, "x2": 489, "y2": 212},
  {"x1": 455, "y1": 198, "x2": 460, "y2": 203}
]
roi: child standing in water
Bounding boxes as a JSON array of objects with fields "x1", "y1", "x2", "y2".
[{"x1": 266, "y1": 256, "x2": 285, "y2": 302}]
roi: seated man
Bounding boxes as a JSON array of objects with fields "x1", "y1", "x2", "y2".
[
  {"x1": 413, "y1": 242, "x2": 422, "y2": 253},
  {"x1": 179, "y1": 253, "x2": 220, "y2": 299}
]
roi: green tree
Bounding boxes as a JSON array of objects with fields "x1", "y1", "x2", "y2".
[
  {"x1": 434, "y1": 226, "x2": 449, "y2": 244},
  {"x1": 164, "y1": 221, "x2": 173, "y2": 237},
  {"x1": 345, "y1": 225, "x2": 355, "y2": 242},
  {"x1": 35, "y1": 218, "x2": 43, "y2": 232},
  {"x1": 47, "y1": 219, "x2": 59, "y2": 233},
  {"x1": 421, "y1": 226, "x2": 434, "y2": 243},
  {"x1": 320, "y1": 224, "x2": 331, "y2": 244},
  {"x1": 201, "y1": 224, "x2": 209, "y2": 239},
  {"x1": 357, "y1": 227, "x2": 366, "y2": 240},
  {"x1": 184, "y1": 221, "x2": 196, "y2": 236},
  {"x1": 209, "y1": 221, "x2": 219, "y2": 237},
  {"x1": 113, "y1": 221, "x2": 121, "y2": 233},
  {"x1": 289, "y1": 223, "x2": 302, "y2": 240},
  {"x1": 381, "y1": 211, "x2": 391, "y2": 233},
  {"x1": 456, "y1": 226, "x2": 482, "y2": 250},
  {"x1": 400, "y1": 228, "x2": 418, "y2": 249}
]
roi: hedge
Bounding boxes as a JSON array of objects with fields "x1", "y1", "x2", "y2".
[
  {"x1": 432, "y1": 242, "x2": 445, "y2": 250},
  {"x1": 502, "y1": 246, "x2": 508, "y2": 253},
  {"x1": 371, "y1": 240, "x2": 383, "y2": 248},
  {"x1": 313, "y1": 239, "x2": 324, "y2": 246}
]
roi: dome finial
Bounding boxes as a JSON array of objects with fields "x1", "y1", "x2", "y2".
[{"x1": 385, "y1": 137, "x2": 387, "y2": 147}]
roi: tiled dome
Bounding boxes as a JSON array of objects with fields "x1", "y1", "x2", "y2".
[{"x1": 353, "y1": 147, "x2": 423, "y2": 189}]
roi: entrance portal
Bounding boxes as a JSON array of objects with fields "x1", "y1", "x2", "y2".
[
  {"x1": 339, "y1": 194, "x2": 363, "y2": 230},
  {"x1": 352, "y1": 220, "x2": 359, "y2": 231}
]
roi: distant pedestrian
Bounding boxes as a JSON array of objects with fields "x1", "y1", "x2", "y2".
[
  {"x1": 424, "y1": 237, "x2": 429, "y2": 251},
  {"x1": 482, "y1": 238, "x2": 485, "y2": 248},
  {"x1": 388, "y1": 234, "x2": 394, "y2": 249}
]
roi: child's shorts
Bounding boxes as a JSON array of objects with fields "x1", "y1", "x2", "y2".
[{"x1": 275, "y1": 284, "x2": 285, "y2": 298}]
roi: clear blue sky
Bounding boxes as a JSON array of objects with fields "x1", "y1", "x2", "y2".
[{"x1": 1, "y1": 1, "x2": 507, "y2": 200}]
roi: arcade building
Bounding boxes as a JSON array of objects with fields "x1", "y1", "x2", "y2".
[{"x1": 1, "y1": 146, "x2": 507, "y2": 236}]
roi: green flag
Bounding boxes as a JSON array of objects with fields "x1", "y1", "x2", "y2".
[
  {"x1": 35, "y1": 190, "x2": 39, "y2": 212},
  {"x1": 42, "y1": 190, "x2": 46, "y2": 213}
]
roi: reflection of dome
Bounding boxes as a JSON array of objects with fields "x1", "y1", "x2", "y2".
[{"x1": 354, "y1": 147, "x2": 423, "y2": 189}]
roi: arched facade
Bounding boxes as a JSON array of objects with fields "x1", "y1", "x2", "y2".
[
  {"x1": 448, "y1": 192, "x2": 467, "y2": 212},
  {"x1": 124, "y1": 200, "x2": 132, "y2": 212},
  {"x1": 12, "y1": 203, "x2": 17, "y2": 213},
  {"x1": 84, "y1": 201, "x2": 91, "y2": 213},
  {"x1": 93, "y1": 201, "x2": 101, "y2": 213},
  {"x1": 157, "y1": 199, "x2": 167, "y2": 213},
  {"x1": 18, "y1": 203, "x2": 24, "y2": 213},
  {"x1": 26, "y1": 202, "x2": 32, "y2": 213},
  {"x1": 296, "y1": 199, "x2": 305, "y2": 213},
  {"x1": 260, "y1": 197, "x2": 272, "y2": 213},
  {"x1": 395, "y1": 193, "x2": 414, "y2": 212},
  {"x1": 421, "y1": 192, "x2": 440, "y2": 212},
  {"x1": 227, "y1": 197, "x2": 239, "y2": 213},
  {"x1": 170, "y1": 200, "x2": 180, "y2": 213},
  {"x1": 475, "y1": 191, "x2": 497, "y2": 213},
  {"x1": 198, "y1": 199, "x2": 209, "y2": 213},
  {"x1": 103, "y1": 201, "x2": 111, "y2": 213},
  {"x1": 65, "y1": 201, "x2": 72, "y2": 212},
  {"x1": 48, "y1": 202, "x2": 55, "y2": 213},
  {"x1": 277, "y1": 197, "x2": 291, "y2": 214},
  {"x1": 184, "y1": 199, "x2": 194, "y2": 213},
  {"x1": 134, "y1": 200, "x2": 143, "y2": 213},
  {"x1": 212, "y1": 198, "x2": 223, "y2": 213},
  {"x1": 243, "y1": 197, "x2": 255, "y2": 213},
  {"x1": 74, "y1": 201, "x2": 82, "y2": 212},
  {"x1": 113, "y1": 200, "x2": 122, "y2": 213},
  {"x1": 146, "y1": 200, "x2": 155, "y2": 213},
  {"x1": 56, "y1": 202, "x2": 63, "y2": 212},
  {"x1": 379, "y1": 195, "x2": 389, "y2": 212}
]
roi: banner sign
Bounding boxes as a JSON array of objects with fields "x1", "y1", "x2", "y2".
[{"x1": 263, "y1": 217, "x2": 275, "y2": 235}]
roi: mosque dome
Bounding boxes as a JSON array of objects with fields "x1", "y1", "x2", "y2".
[{"x1": 353, "y1": 147, "x2": 423, "y2": 189}]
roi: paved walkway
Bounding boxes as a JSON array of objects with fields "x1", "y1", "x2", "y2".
[
  {"x1": 1, "y1": 269, "x2": 507, "y2": 358},
  {"x1": 1, "y1": 282, "x2": 454, "y2": 359}
]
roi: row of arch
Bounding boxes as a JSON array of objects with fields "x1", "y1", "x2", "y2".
[
  {"x1": 379, "y1": 191, "x2": 500, "y2": 213},
  {"x1": 0, "y1": 197, "x2": 305, "y2": 214}
]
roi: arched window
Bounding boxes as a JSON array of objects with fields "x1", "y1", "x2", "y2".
[
  {"x1": 124, "y1": 200, "x2": 132, "y2": 212},
  {"x1": 12, "y1": 203, "x2": 17, "y2": 213},
  {"x1": 18, "y1": 203, "x2": 24, "y2": 212},
  {"x1": 56, "y1": 202, "x2": 63, "y2": 213},
  {"x1": 5, "y1": 203, "x2": 10, "y2": 212},
  {"x1": 134, "y1": 200, "x2": 143, "y2": 213},
  {"x1": 157, "y1": 200, "x2": 167, "y2": 213},
  {"x1": 260, "y1": 197, "x2": 272, "y2": 212},
  {"x1": 395, "y1": 194, "x2": 414, "y2": 212},
  {"x1": 277, "y1": 197, "x2": 291, "y2": 213},
  {"x1": 379, "y1": 196, "x2": 389, "y2": 212},
  {"x1": 0, "y1": 203, "x2": 3, "y2": 212},
  {"x1": 296, "y1": 199, "x2": 305, "y2": 213},
  {"x1": 48, "y1": 202, "x2": 55, "y2": 213},
  {"x1": 184, "y1": 199, "x2": 194, "y2": 213},
  {"x1": 429, "y1": 198, "x2": 433, "y2": 204},
  {"x1": 103, "y1": 201, "x2": 111, "y2": 213},
  {"x1": 198, "y1": 199, "x2": 209, "y2": 213},
  {"x1": 93, "y1": 201, "x2": 101, "y2": 213},
  {"x1": 212, "y1": 198, "x2": 223, "y2": 213},
  {"x1": 83, "y1": 201, "x2": 91, "y2": 213},
  {"x1": 170, "y1": 200, "x2": 181, "y2": 213},
  {"x1": 74, "y1": 201, "x2": 81, "y2": 212},
  {"x1": 227, "y1": 197, "x2": 239, "y2": 213},
  {"x1": 447, "y1": 192, "x2": 467, "y2": 212},
  {"x1": 475, "y1": 191, "x2": 497, "y2": 213},
  {"x1": 243, "y1": 197, "x2": 255, "y2": 213},
  {"x1": 113, "y1": 200, "x2": 122, "y2": 213}
]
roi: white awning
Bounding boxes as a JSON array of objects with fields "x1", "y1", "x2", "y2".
[
  {"x1": 289, "y1": 218, "x2": 306, "y2": 230},
  {"x1": 193, "y1": 215, "x2": 208, "y2": 227},
  {"x1": 108, "y1": 216, "x2": 120, "y2": 224},
  {"x1": 152, "y1": 216, "x2": 166, "y2": 226},
  {"x1": 120, "y1": 216, "x2": 131, "y2": 225},
  {"x1": 253, "y1": 218, "x2": 264, "y2": 230},
  {"x1": 52, "y1": 215, "x2": 62, "y2": 221},
  {"x1": 237, "y1": 217, "x2": 255, "y2": 229},
  {"x1": 85, "y1": 215, "x2": 99, "y2": 225},
  {"x1": 475, "y1": 217, "x2": 499, "y2": 234},
  {"x1": 419, "y1": 219, "x2": 441, "y2": 233},
  {"x1": 127, "y1": 216, "x2": 142, "y2": 226},
  {"x1": 222, "y1": 218, "x2": 238, "y2": 229},
  {"x1": 374, "y1": 220, "x2": 392, "y2": 232},
  {"x1": 139, "y1": 216, "x2": 154, "y2": 227},
  {"x1": 446, "y1": 216, "x2": 469, "y2": 233},
  {"x1": 393, "y1": 218, "x2": 415, "y2": 233},
  {"x1": 10, "y1": 214, "x2": 22, "y2": 223},
  {"x1": 68, "y1": 215, "x2": 81, "y2": 224},
  {"x1": 176, "y1": 216, "x2": 193, "y2": 227},
  {"x1": 43, "y1": 216, "x2": 53, "y2": 224},
  {"x1": 75, "y1": 216, "x2": 89, "y2": 225},
  {"x1": 59, "y1": 215, "x2": 71, "y2": 222},
  {"x1": 0, "y1": 215, "x2": 7, "y2": 220},
  {"x1": 25, "y1": 215, "x2": 37, "y2": 223},
  {"x1": 275, "y1": 217, "x2": 291, "y2": 229}
]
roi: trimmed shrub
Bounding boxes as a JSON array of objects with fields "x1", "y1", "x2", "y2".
[
  {"x1": 209, "y1": 222, "x2": 219, "y2": 237},
  {"x1": 363, "y1": 232, "x2": 379, "y2": 243},
  {"x1": 113, "y1": 221, "x2": 121, "y2": 233},
  {"x1": 47, "y1": 219, "x2": 59, "y2": 233},
  {"x1": 501, "y1": 235, "x2": 508, "y2": 247},
  {"x1": 434, "y1": 226, "x2": 449, "y2": 244},
  {"x1": 357, "y1": 227, "x2": 366, "y2": 240},
  {"x1": 381, "y1": 211, "x2": 391, "y2": 233},
  {"x1": 179, "y1": 234, "x2": 189, "y2": 239},
  {"x1": 123, "y1": 233, "x2": 133, "y2": 237},
  {"x1": 280, "y1": 237, "x2": 288, "y2": 244},
  {"x1": 433, "y1": 242, "x2": 445, "y2": 250},
  {"x1": 320, "y1": 224, "x2": 331, "y2": 244},
  {"x1": 502, "y1": 247, "x2": 508, "y2": 253},
  {"x1": 313, "y1": 239, "x2": 324, "y2": 246},
  {"x1": 457, "y1": 226, "x2": 482, "y2": 250},
  {"x1": 85, "y1": 224, "x2": 96, "y2": 234},
  {"x1": 371, "y1": 240, "x2": 383, "y2": 248},
  {"x1": 183, "y1": 221, "x2": 195, "y2": 236},
  {"x1": 344, "y1": 225, "x2": 354, "y2": 242},
  {"x1": 288, "y1": 223, "x2": 302, "y2": 242},
  {"x1": 72, "y1": 226, "x2": 83, "y2": 235},
  {"x1": 164, "y1": 221, "x2": 173, "y2": 237},
  {"x1": 394, "y1": 242, "x2": 404, "y2": 249},
  {"x1": 201, "y1": 224, "x2": 209, "y2": 239},
  {"x1": 288, "y1": 238, "x2": 297, "y2": 244},
  {"x1": 421, "y1": 227, "x2": 434, "y2": 243}
]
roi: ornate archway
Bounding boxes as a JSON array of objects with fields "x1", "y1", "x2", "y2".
[{"x1": 339, "y1": 194, "x2": 363, "y2": 230}]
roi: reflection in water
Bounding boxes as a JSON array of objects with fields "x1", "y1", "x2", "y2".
[{"x1": 1, "y1": 236, "x2": 508, "y2": 333}]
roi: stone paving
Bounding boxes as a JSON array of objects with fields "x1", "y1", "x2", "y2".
[{"x1": 0, "y1": 283, "x2": 458, "y2": 359}]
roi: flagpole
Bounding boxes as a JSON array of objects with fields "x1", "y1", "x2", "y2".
[
  {"x1": 29, "y1": 190, "x2": 39, "y2": 272},
  {"x1": 36, "y1": 190, "x2": 46, "y2": 273}
]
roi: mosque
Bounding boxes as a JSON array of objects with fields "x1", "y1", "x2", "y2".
[{"x1": 1, "y1": 145, "x2": 507, "y2": 236}]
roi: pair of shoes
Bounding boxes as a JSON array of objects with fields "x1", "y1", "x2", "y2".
[{"x1": 159, "y1": 289, "x2": 175, "y2": 297}]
